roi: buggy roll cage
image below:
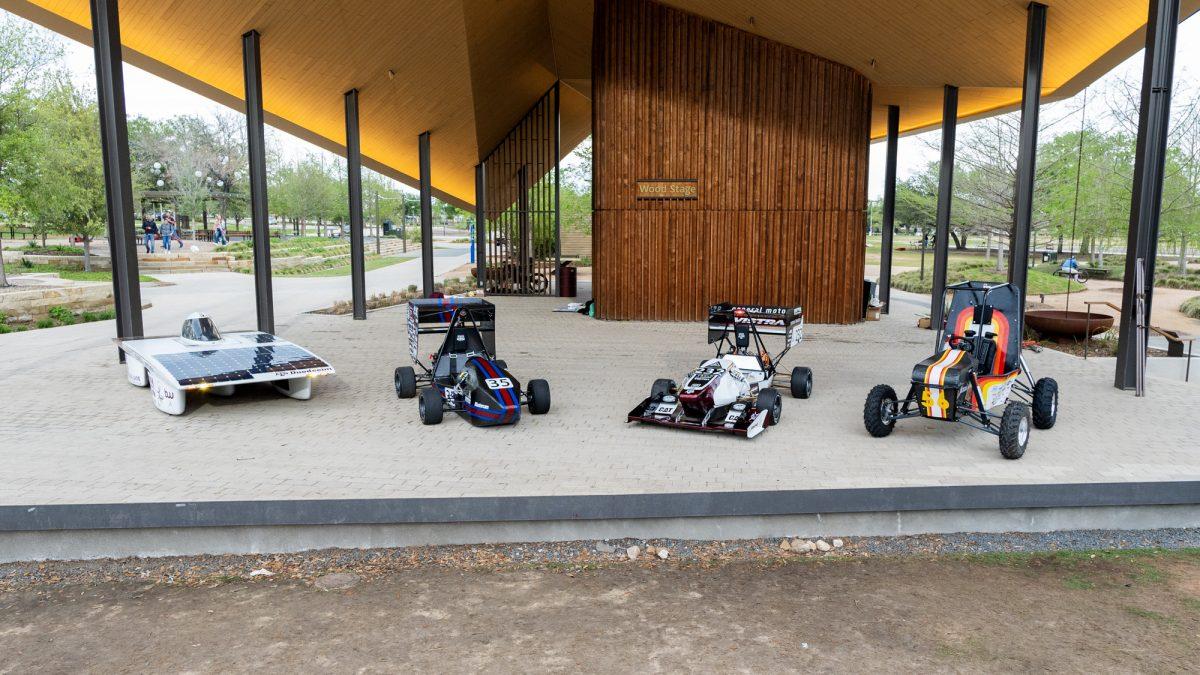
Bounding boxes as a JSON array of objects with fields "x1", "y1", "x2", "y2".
[
  {"x1": 706, "y1": 303, "x2": 804, "y2": 372},
  {"x1": 888, "y1": 281, "x2": 1037, "y2": 436}
]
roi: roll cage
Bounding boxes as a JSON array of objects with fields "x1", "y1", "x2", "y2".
[
  {"x1": 406, "y1": 298, "x2": 497, "y2": 386},
  {"x1": 705, "y1": 303, "x2": 804, "y2": 374},
  {"x1": 890, "y1": 281, "x2": 1038, "y2": 436}
]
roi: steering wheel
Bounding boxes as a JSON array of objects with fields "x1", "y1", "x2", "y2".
[{"x1": 947, "y1": 335, "x2": 974, "y2": 353}]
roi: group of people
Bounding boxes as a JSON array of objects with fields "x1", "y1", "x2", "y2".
[{"x1": 139, "y1": 212, "x2": 229, "y2": 253}]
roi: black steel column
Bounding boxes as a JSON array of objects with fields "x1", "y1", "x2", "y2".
[
  {"x1": 242, "y1": 30, "x2": 273, "y2": 333},
  {"x1": 930, "y1": 85, "x2": 959, "y2": 331},
  {"x1": 879, "y1": 105, "x2": 899, "y2": 314},
  {"x1": 517, "y1": 166, "x2": 530, "y2": 294},
  {"x1": 418, "y1": 131, "x2": 434, "y2": 296},
  {"x1": 344, "y1": 89, "x2": 366, "y2": 320},
  {"x1": 90, "y1": 0, "x2": 143, "y2": 351},
  {"x1": 475, "y1": 163, "x2": 486, "y2": 290},
  {"x1": 1008, "y1": 2, "x2": 1048, "y2": 316},
  {"x1": 553, "y1": 81, "x2": 562, "y2": 290},
  {"x1": 1115, "y1": 0, "x2": 1180, "y2": 390}
]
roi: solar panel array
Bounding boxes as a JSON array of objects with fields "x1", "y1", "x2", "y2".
[{"x1": 154, "y1": 345, "x2": 329, "y2": 387}]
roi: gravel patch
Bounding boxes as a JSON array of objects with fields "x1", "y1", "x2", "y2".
[{"x1": 1, "y1": 527, "x2": 1195, "y2": 592}]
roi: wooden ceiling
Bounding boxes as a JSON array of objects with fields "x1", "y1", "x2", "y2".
[{"x1": 3, "y1": 0, "x2": 1196, "y2": 205}]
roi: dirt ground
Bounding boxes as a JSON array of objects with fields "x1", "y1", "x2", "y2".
[{"x1": 2, "y1": 550, "x2": 1197, "y2": 673}]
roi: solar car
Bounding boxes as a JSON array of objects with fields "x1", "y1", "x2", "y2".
[
  {"x1": 393, "y1": 297, "x2": 550, "y2": 425},
  {"x1": 117, "y1": 313, "x2": 336, "y2": 415},
  {"x1": 627, "y1": 303, "x2": 812, "y2": 439},
  {"x1": 862, "y1": 281, "x2": 1059, "y2": 459}
]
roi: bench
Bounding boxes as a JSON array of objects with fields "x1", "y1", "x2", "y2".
[{"x1": 560, "y1": 231, "x2": 592, "y2": 262}]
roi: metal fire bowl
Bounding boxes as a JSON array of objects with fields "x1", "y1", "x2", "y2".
[{"x1": 1025, "y1": 309, "x2": 1114, "y2": 339}]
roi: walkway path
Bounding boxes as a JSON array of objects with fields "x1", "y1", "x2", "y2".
[{"x1": 0, "y1": 245, "x2": 469, "y2": 378}]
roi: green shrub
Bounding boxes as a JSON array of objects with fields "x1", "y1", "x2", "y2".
[
  {"x1": 0, "y1": 323, "x2": 11, "y2": 334},
  {"x1": 35, "y1": 318, "x2": 56, "y2": 329},
  {"x1": 1181, "y1": 296, "x2": 1200, "y2": 320},
  {"x1": 48, "y1": 306, "x2": 76, "y2": 324},
  {"x1": 407, "y1": 284, "x2": 418, "y2": 293},
  {"x1": 81, "y1": 308, "x2": 116, "y2": 322}
]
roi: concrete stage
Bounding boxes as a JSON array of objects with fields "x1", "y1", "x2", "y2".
[{"x1": 2, "y1": 291, "x2": 1197, "y2": 561}]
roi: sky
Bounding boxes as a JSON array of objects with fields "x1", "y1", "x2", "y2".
[{"x1": 18, "y1": 9, "x2": 1200, "y2": 200}]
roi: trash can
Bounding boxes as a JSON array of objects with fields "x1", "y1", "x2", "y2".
[{"x1": 558, "y1": 262, "x2": 577, "y2": 298}]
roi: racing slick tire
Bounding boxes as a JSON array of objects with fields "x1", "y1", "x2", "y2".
[
  {"x1": 1031, "y1": 377, "x2": 1058, "y2": 429},
  {"x1": 999, "y1": 402, "x2": 1031, "y2": 460},
  {"x1": 790, "y1": 367, "x2": 813, "y2": 399},
  {"x1": 756, "y1": 388, "x2": 783, "y2": 425},
  {"x1": 419, "y1": 388, "x2": 444, "y2": 425},
  {"x1": 495, "y1": 360, "x2": 509, "y2": 372},
  {"x1": 863, "y1": 384, "x2": 897, "y2": 438},
  {"x1": 650, "y1": 378, "x2": 676, "y2": 400},
  {"x1": 528, "y1": 379, "x2": 551, "y2": 414},
  {"x1": 394, "y1": 366, "x2": 417, "y2": 399}
]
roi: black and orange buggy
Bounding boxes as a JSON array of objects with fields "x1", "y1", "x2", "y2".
[{"x1": 863, "y1": 281, "x2": 1058, "y2": 459}]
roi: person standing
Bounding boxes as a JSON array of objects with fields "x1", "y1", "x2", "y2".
[
  {"x1": 160, "y1": 213, "x2": 176, "y2": 252},
  {"x1": 213, "y1": 215, "x2": 228, "y2": 246},
  {"x1": 142, "y1": 216, "x2": 158, "y2": 254}
]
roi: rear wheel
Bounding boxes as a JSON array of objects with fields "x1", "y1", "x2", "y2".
[
  {"x1": 864, "y1": 384, "x2": 897, "y2": 437},
  {"x1": 999, "y1": 402, "x2": 1030, "y2": 459},
  {"x1": 528, "y1": 379, "x2": 551, "y2": 414},
  {"x1": 756, "y1": 388, "x2": 782, "y2": 425},
  {"x1": 790, "y1": 367, "x2": 813, "y2": 399},
  {"x1": 1031, "y1": 378, "x2": 1058, "y2": 429},
  {"x1": 394, "y1": 366, "x2": 417, "y2": 398},
  {"x1": 650, "y1": 378, "x2": 676, "y2": 400},
  {"x1": 419, "y1": 388, "x2": 443, "y2": 425}
]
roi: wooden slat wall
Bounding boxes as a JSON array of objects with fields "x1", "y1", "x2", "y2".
[{"x1": 592, "y1": 0, "x2": 871, "y2": 323}]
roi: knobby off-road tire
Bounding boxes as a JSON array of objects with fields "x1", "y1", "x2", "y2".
[
  {"x1": 419, "y1": 388, "x2": 444, "y2": 425},
  {"x1": 999, "y1": 402, "x2": 1031, "y2": 460},
  {"x1": 863, "y1": 384, "x2": 897, "y2": 438},
  {"x1": 528, "y1": 379, "x2": 551, "y2": 414},
  {"x1": 1031, "y1": 377, "x2": 1058, "y2": 429}
]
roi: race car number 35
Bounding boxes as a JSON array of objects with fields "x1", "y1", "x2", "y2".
[{"x1": 485, "y1": 377, "x2": 513, "y2": 389}]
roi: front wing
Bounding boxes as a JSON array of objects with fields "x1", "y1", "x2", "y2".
[{"x1": 627, "y1": 397, "x2": 769, "y2": 438}]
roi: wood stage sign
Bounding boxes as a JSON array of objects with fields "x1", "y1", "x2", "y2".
[{"x1": 635, "y1": 179, "x2": 698, "y2": 199}]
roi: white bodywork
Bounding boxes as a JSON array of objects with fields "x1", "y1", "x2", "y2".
[{"x1": 117, "y1": 330, "x2": 334, "y2": 415}]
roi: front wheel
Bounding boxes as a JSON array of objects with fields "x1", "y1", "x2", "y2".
[
  {"x1": 650, "y1": 378, "x2": 676, "y2": 400},
  {"x1": 1031, "y1": 378, "x2": 1058, "y2": 429},
  {"x1": 527, "y1": 379, "x2": 551, "y2": 414},
  {"x1": 394, "y1": 366, "x2": 417, "y2": 398},
  {"x1": 999, "y1": 402, "x2": 1030, "y2": 459},
  {"x1": 756, "y1": 388, "x2": 782, "y2": 425},
  {"x1": 419, "y1": 388, "x2": 444, "y2": 425},
  {"x1": 864, "y1": 384, "x2": 897, "y2": 437},
  {"x1": 790, "y1": 367, "x2": 813, "y2": 399}
]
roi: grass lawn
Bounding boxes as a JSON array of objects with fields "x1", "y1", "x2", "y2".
[
  {"x1": 276, "y1": 255, "x2": 414, "y2": 278},
  {"x1": 4, "y1": 262, "x2": 157, "y2": 283},
  {"x1": 893, "y1": 260, "x2": 1085, "y2": 295}
]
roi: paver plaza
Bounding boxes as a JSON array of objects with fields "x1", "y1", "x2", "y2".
[{"x1": 3, "y1": 291, "x2": 1196, "y2": 508}]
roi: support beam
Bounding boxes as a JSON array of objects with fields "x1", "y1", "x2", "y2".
[
  {"x1": 419, "y1": 131, "x2": 434, "y2": 296},
  {"x1": 1115, "y1": 0, "x2": 1180, "y2": 390},
  {"x1": 475, "y1": 163, "x2": 486, "y2": 290},
  {"x1": 879, "y1": 105, "x2": 899, "y2": 314},
  {"x1": 554, "y1": 80, "x2": 562, "y2": 293},
  {"x1": 1008, "y1": 2, "x2": 1048, "y2": 316},
  {"x1": 90, "y1": 0, "x2": 143, "y2": 351},
  {"x1": 930, "y1": 85, "x2": 958, "y2": 332},
  {"x1": 344, "y1": 89, "x2": 366, "y2": 320},
  {"x1": 242, "y1": 30, "x2": 273, "y2": 333}
]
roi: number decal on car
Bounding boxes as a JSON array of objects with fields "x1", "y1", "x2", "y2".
[{"x1": 485, "y1": 377, "x2": 513, "y2": 389}]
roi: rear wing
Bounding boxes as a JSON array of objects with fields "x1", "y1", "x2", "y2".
[
  {"x1": 407, "y1": 297, "x2": 495, "y2": 361},
  {"x1": 707, "y1": 303, "x2": 804, "y2": 347}
]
